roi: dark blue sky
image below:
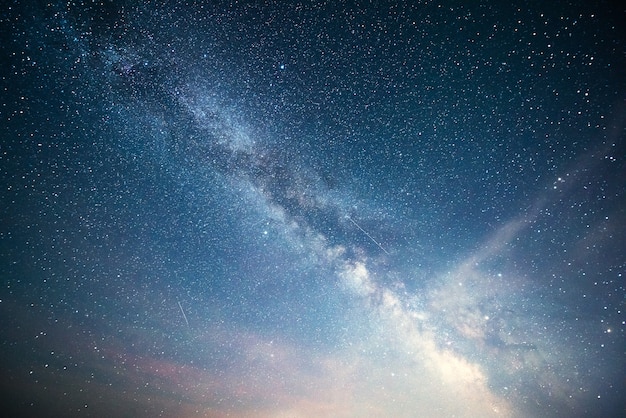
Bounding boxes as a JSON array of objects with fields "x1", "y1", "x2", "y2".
[{"x1": 1, "y1": 1, "x2": 625, "y2": 417}]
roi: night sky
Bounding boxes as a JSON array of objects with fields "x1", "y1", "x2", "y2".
[{"x1": 1, "y1": 1, "x2": 625, "y2": 417}]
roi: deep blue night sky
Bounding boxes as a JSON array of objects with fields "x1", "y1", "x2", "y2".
[{"x1": 1, "y1": 1, "x2": 625, "y2": 417}]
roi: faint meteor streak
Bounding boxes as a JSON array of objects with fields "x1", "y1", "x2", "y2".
[
  {"x1": 178, "y1": 301, "x2": 190, "y2": 328},
  {"x1": 346, "y1": 215, "x2": 390, "y2": 255}
]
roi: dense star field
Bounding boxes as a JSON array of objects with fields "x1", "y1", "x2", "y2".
[{"x1": 1, "y1": 1, "x2": 625, "y2": 417}]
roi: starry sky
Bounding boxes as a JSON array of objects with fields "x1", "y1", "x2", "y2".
[{"x1": 1, "y1": 1, "x2": 625, "y2": 417}]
